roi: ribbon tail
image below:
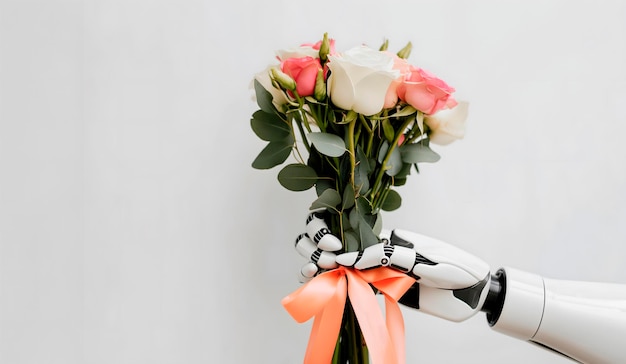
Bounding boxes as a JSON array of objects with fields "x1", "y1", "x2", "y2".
[
  {"x1": 302, "y1": 273, "x2": 347, "y2": 364},
  {"x1": 346, "y1": 270, "x2": 398, "y2": 364},
  {"x1": 385, "y1": 294, "x2": 406, "y2": 364}
]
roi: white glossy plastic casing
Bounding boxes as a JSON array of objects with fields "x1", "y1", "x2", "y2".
[{"x1": 493, "y1": 267, "x2": 626, "y2": 363}]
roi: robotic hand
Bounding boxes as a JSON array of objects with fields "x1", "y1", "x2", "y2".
[
  {"x1": 293, "y1": 212, "x2": 343, "y2": 282},
  {"x1": 336, "y1": 229, "x2": 494, "y2": 322},
  {"x1": 293, "y1": 219, "x2": 626, "y2": 362}
]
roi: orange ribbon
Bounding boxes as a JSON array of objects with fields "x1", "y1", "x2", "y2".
[{"x1": 281, "y1": 267, "x2": 415, "y2": 364}]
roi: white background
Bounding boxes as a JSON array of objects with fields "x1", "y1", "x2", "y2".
[{"x1": 1, "y1": 0, "x2": 625, "y2": 363}]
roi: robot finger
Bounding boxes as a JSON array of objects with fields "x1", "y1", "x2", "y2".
[
  {"x1": 305, "y1": 212, "x2": 342, "y2": 252},
  {"x1": 295, "y1": 233, "x2": 338, "y2": 269},
  {"x1": 298, "y1": 262, "x2": 318, "y2": 283}
]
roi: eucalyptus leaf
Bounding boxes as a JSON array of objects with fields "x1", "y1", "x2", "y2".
[
  {"x1": 357, "y1": 213, "x2": 379, "y2": 248},
  {"x1": 308, "y1": 132, "x2": 346, "y2": 157},
  {"x1": 315, "y1": 179, "x2": 333, "y2": 197},
  {"x1": 277, "y1": 164, "x2": 318, "y2": 191},
  {"x1": 356, "y1": 147, "x2": 372, "y2": 173},
  {"x1": 310, "y1": 188, "x2": 341, "y2": 211},
  {"x1": 348, "y1": 206, "x2": 378, "y2": 247},
  {"x1": 355, "y1": 196, "x2": 372, "y2": 215},
  {"x1": 344, "y1": 230, "x2": 360, "y2": 252},
  {"x1": 250, "y1": 110, "x2": 291, "y2": 141},
  {"x1": 342, "y1": 184, "x2": 355, "y2": 210},
  {"x1": 377, "y1": 141, "x2": 389, "y2": 164},
  {"x1": 400, "y1": 143, "x2": 441, "y2": 163},
  {"x1": 394, "y1": 162, "x2": 412, "y2": 179},
  {"x1": 381, "y1": 189, "x2": 402, "y2": 211},
  {"x1": 251, "y1": 141, "x2": 292, "y2": 169},
  {"x1": 354, "y1": 160, "x2": 370, "y2": 194},
  {"x1": 393, "y1": 176, "x2": 407, "y2": 187},
  {"x1": 353, "y1": 197, "x2": 378, "y2": 248},
  {"x1": 378, "y1": 142, "x2": 402, "y2": 176},
  {"x1": 254, "y1": 79, "x2": 275, "y2": 114},
  {"x1": 386, "y1": 147, "x2": 403, "y2": 176},
  {"x1": 348, "y1": 207, "x2": 359, "y2": 231},
  {"x1": 372, "y1": 213, "x2": 382, "y2": 236}
]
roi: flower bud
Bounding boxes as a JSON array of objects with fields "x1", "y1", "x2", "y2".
[
  {"x1": 270, "y1": 67, "x2": 296, "y2": 92},
  {"x1": 379, "y1": 39, "x2": 389, "y2": 52},
  {"x1": 318, "y1": 32, "x2": 330, "y2": 62},
  {"x1": 314, "y1": 68, "x2": 326, "y2": 101},
  {"x1": 396, "y1": 41, "x2": 412, "y2": 59}
]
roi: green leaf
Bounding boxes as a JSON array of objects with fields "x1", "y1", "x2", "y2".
[
  {"x1": 356, "y1": 147, "x2": 372, "y2": 173},
  {"x1": 392, "y1": 178, "x2": 406, "y2": 187},
  {"x1": 342, "y1": 184, "x2": 355, "y2": 210},
  {"x1": 400, "y1": 143, "x2": 441, "y2": 163},
  {"x1": 277, "y1": 164, "x2": 318, "y2": 191},
  {"x1": 372, "y1": 213, "x2": 382, "y2": 236},
  {"x1": 394, "y1": 105, "x2": 417, "y2": 118},
  {"x1": 394, "y1": 162, "x2": 412, "y2": 179},
  {"x1": 369, "y1": 105, "x2": 417, "y2": 120},
  {"x1": 315, "y1": 179, "x2": 333, "y2": 197},
  {"x1": 348, "y1": 206, "x2": 359, "y2": 231},
  {"x1": 381, "y1": 189, "x2": 402, "y2": 211},
  {"x1": 378, "y1": 141, "x2": 403, "y2": 176},
  {"x1": 251, "y1": 141, "x2": 292, "y2": 169},
  {"x1": 386, "y1": 147, "x2": 403, "y2": 176},
  {"x1": 354, "y1": 211, "x2": 379, "y2": 248},
  {"x1": 354, "y1": 160, "x2": 370, "y2": 194},
  {"x1": 250, "y1": 111, "x2": 290, "y2": 141},
  {"x1": 348, "y1": 198, "x2": 379, "y2": 248},
  {"x1": 335, "y1": 110, "x2": 357, "y2": 125},
  {"x1": 254, "y1": 79, "x2": 275, "y2": 114},
  {"x1": 382, "y1": 119, "x2": 395, "y2": 142},
  {"x1": 355, "y1": 196, "x2": 373, "y2": 215},
  {"x1": 310, "y1": 188, "x2": 341, "y2": 211},
  {"x1": 344, "y1": 230, "x2": 360, "y2": 252},
  {"x1": 308, "y1": 132, "x2": 346, "y2": 157},
  {"x1": 416, "y1": 111, "x2": 424, "y2": 133}
]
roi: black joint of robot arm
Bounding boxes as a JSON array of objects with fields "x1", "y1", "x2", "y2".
[{"x1": 482, "y1": 268, "x2": 506, "y2": 326}]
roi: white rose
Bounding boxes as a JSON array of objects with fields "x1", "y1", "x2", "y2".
[
  {"x1": 253, "y1": 66, "x2": 289, "y2": 111},
  {"x1": 326, "y1": 46, "x2": 399, "y2": 116},
  {"x1": 424, "y1": 101, "x2": 469, "y2": 145}
]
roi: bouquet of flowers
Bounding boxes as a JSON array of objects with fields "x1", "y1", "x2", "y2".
[{"x1": 250, "y1": 33, "x2": 468, "y2": 364}]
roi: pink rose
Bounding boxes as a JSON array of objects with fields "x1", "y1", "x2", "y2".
[
  {"x1": 383, "y1": 55, "x2": 411, "y2": 109},
  {"x1": 397, "y1": 66, "x2": 457, "y2": 115},
  {"x1": 281, "y1": 57, "x2": 323, "y2": 97}
]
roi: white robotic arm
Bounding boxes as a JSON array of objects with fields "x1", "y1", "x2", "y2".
[
  {"x1": 487, "y1": 266, "x2": 626, "y2": 363},
  {"x1": 333, "y1": 228, "x2": 626, "y2": 363}
]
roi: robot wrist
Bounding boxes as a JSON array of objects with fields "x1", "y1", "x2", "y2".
[{"x1": 481, "y1": 269, "x2": 506, "y2": 326}]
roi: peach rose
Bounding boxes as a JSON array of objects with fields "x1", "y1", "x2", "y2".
[{"x1": 397, "y1": 66, "x2": 457, "y2": 115}]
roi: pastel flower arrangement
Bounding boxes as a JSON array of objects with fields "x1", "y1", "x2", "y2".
[{"x1": 250, "y1": 33, "x2": 468, "y2": 363}]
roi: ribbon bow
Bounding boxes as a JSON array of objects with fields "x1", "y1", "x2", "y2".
[{"x1": 281, "y1": 266, "x2": 415, "y2": 364}]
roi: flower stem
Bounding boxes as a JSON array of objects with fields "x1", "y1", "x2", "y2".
[
  {"x1": 294, "y1": 114, "x2": 310, "y2": 156},
  {"x1": 369, "y1": 116, "x2": 413, "y2": 202},
  {"x1": 347, "y1": 118, "x2": 357, "y2": 188}
]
